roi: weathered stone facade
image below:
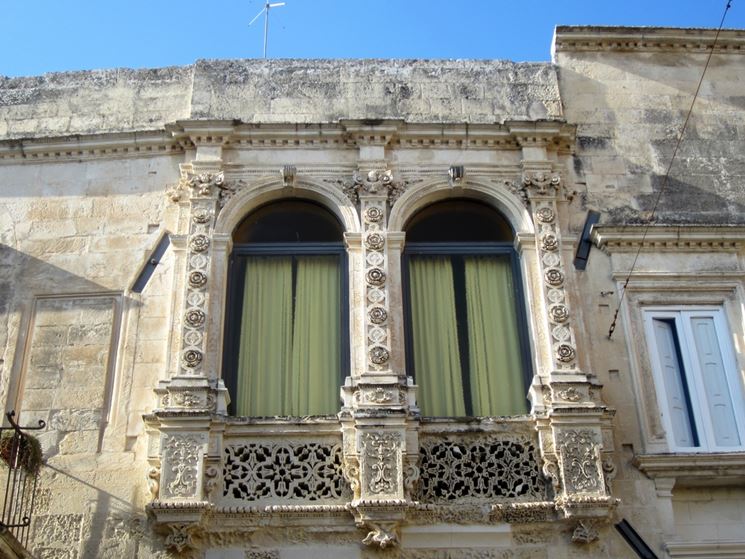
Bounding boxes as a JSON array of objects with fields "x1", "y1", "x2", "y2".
[{"x1": 1, "y1": 26, "x2": 744, "y2": 559}]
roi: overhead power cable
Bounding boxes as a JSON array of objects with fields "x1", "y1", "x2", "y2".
[{"x1": 607, "y1": 0, "x2": 733, "y2": 339}]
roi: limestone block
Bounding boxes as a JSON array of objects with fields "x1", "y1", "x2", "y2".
[{"x1": 59, "y1": 430, "x2": 100, "y2": 455}]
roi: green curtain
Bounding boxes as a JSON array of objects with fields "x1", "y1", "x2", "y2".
[
  {"x1": 290, "y1": 256, "x2": 340, "y2": 415},
  {"x1": 409, "y1": 256, "x2": 466, "y2": 416},
  {"x1": 236, "y1": 257, "x2": 293, "y2": 415},
  {"x1": 235, "y1": 255, "x2": 340, "y2": 416},
  {"x1": 465, "y1": 256, "x2": 527, "y2": 415}
]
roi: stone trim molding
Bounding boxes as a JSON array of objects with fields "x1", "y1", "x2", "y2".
[
  {"x1": 0, "y1": 130, "x2": 183, "y2": 164},
  {"x1": 633, "y1": 453, "x2": 745, "y2": 486},
  {"x1": 553, "y1": 26, "x2": 745, "y2": 55},
  {"x1": 666, "y1": 540, "x2": 745, "y2": 558},
  {"x1": 592, "y1": 225, "x2": 745, "y2": 253}
]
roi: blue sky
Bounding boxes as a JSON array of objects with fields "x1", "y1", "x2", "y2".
[{"x1": 2, "y1": 0, "x2": 742, "y2": 77}]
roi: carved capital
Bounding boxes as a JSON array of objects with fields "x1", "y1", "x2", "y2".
[
  {"x1": 168, "y1": 171, "x2": 227, "y2": 202},
  {"x1": 339, "y1": 169, "x2": 406, "y2": 205},
  {"x1": 522, "y1": 171, "x2": 561, "y2": 199}
]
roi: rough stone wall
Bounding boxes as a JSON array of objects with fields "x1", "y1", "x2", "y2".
[
  {"x1": 190, "y1": 59, "x2": 562, "y2": 124},
  {"x1": 1, "y1": 59, "x2": 562, "y2": 141},
  {"x1": 0, "y1": 67, "x2": 193, "y2": 140},
  {"x1": 555, "y1": 30, "x2": 745, "y2": 225}
]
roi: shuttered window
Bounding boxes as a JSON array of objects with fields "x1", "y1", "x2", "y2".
[{"x1": 644, "y1": 308, "x2": 745, "y2": 452}]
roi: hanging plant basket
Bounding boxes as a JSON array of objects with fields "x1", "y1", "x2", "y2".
[{"x1": 0, "y1": 431, "x2": 43, "y2": 475}]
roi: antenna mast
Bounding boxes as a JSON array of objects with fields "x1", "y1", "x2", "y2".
[{"x1": 249, "y1": 1, "x2": 286, "y2": 59}]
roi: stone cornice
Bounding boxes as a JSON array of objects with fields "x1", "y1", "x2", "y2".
[
  {"x1": 553, "y1": 26, "x2": 745, "y2": 55},
  {"x1": 0, "y1": 119, "x2": 576, "y2": 164},
  {"x1": 0, "y1": 129, "x2": 183, "y2": 164},
  {"x1": 633, "y1": 452, "x2": 745, "y2": 486},
  {"x1": 592, "y1": 225, "x2": 745, "y2": 252}
]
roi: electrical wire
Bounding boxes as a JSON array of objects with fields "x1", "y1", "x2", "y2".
[{"x1": 607, "y1": 0, "x2": 733, "y2": 339}]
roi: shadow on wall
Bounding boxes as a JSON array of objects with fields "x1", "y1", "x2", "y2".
[
  {"x1": 559, "y1": 60, "x2": 745, "y2": 225},
  {"x1": 0, "y1": 245, "x2": 155, "y2": 557}
]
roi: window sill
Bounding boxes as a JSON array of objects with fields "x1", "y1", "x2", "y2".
[
  {"x1": 633, "y1": 452, "x2": 745, "y2": 487},
  {"x1": 666, "y1": 540, "x2": 745, "y2": 558}
]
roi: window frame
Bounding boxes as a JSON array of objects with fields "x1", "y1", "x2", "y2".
[
  {"x1": 222, "y1": 241, "x2": 349, "y2": 417},
  {"x1": 643, "y1": 306, "x2": 745, "y2": 453},
  {"x1": 402, "y1": 241, "x2": 533, "y2": 417}
]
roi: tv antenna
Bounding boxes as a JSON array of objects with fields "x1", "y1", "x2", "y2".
[{"x1": 249, "y1": 1, "x2": 286, "y2": 59}]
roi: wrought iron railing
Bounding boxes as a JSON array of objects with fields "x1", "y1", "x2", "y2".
[{"x1": 0, "y1": 411, "x2": 45, "y2": 549}]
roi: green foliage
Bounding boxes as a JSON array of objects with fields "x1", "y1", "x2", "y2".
[{"x1": 0, "y1": 431, "x2": 43, "y2": 475}]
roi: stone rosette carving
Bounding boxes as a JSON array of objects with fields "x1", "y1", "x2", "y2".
[
  {"x1": 556, "y1": 344, "x2": 576, "y2": 363},
  {"x1": 190, "y1": 234, "x2": 210, "y2": 252},
  {"x1": 535, "y1": 207, "x2": 555, "y2": 223},
  {"x1": 368, "y1": 307, "x2": 388, "y2": 324},
  {"x1": 544, "y1": 268, "x2": 564, "y2": 286},
  {"x1": 185, "y1": 308, "x2": 206, "y2": 327},
  {"x1": 365, "y1": 206, "x2": 383, "y2": 222},
  {"x1": 541, "y1": 233, "x2": 559, "y2": 251},
  {"x1": 188, "y1": 270, "x2": 208, "y2": 288},
  {"x1": 192, "y1": 208, "x2": 211, "y2": 224},
  {"x1": 365, "y1": 233, "x2": 385, "y2": 250},
  {"x1": 366, "y1": 268, "x2": 386, "y2": 286},
  {"x1": 550, "y1": 304, "x2": 569, "y2": 323},
  {"x1": 182, "y1": 349, "x2": 203, "y2": 368},
  {"x1": 369, "y1": 346, "x2": 390, "y2": 365}
]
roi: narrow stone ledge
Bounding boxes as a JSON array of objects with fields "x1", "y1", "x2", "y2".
[{"x1": 633, "y1": 452, "x2": 745, "y2": 486}]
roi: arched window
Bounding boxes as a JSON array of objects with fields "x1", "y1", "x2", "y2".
[
  {"x1": 403, "y1": 199, "x2": 531, "y2": 416},
  {"x1": 222, "y1": 200, "x2": 347, "y2": 416}
]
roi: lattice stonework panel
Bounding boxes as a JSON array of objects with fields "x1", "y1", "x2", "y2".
[
  {"x1": 417, "y1": 437, "x2": 545, "y2": 502},
  {"x1": 223, "y1": 442, "x2": 349, "y2": 502}
]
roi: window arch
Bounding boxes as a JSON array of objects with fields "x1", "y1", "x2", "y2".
[
  {"x1": 403, "y1": 199, "x2": 531, "y2": 416},
  {"x1": 222, "y1": 199, "x2": 348, "y2": 416}
]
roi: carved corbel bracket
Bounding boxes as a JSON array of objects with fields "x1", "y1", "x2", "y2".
[
  {"x1": 147, "y1": 501, "x2": 212, "y2": 555},
  {"x1": 346, "y1": 501, "x2": 412, "y2": 548}
]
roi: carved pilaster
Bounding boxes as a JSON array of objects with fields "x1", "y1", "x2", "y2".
[
  {"x1": 339, "y1": 167, "x2": 418, "y2": 548},
  {"x1": 516, "y1": 155, "x2": 617, "y2": 539},
  {"x1": 520, "y1": 171, "x2": 579, "y2": 375}
]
